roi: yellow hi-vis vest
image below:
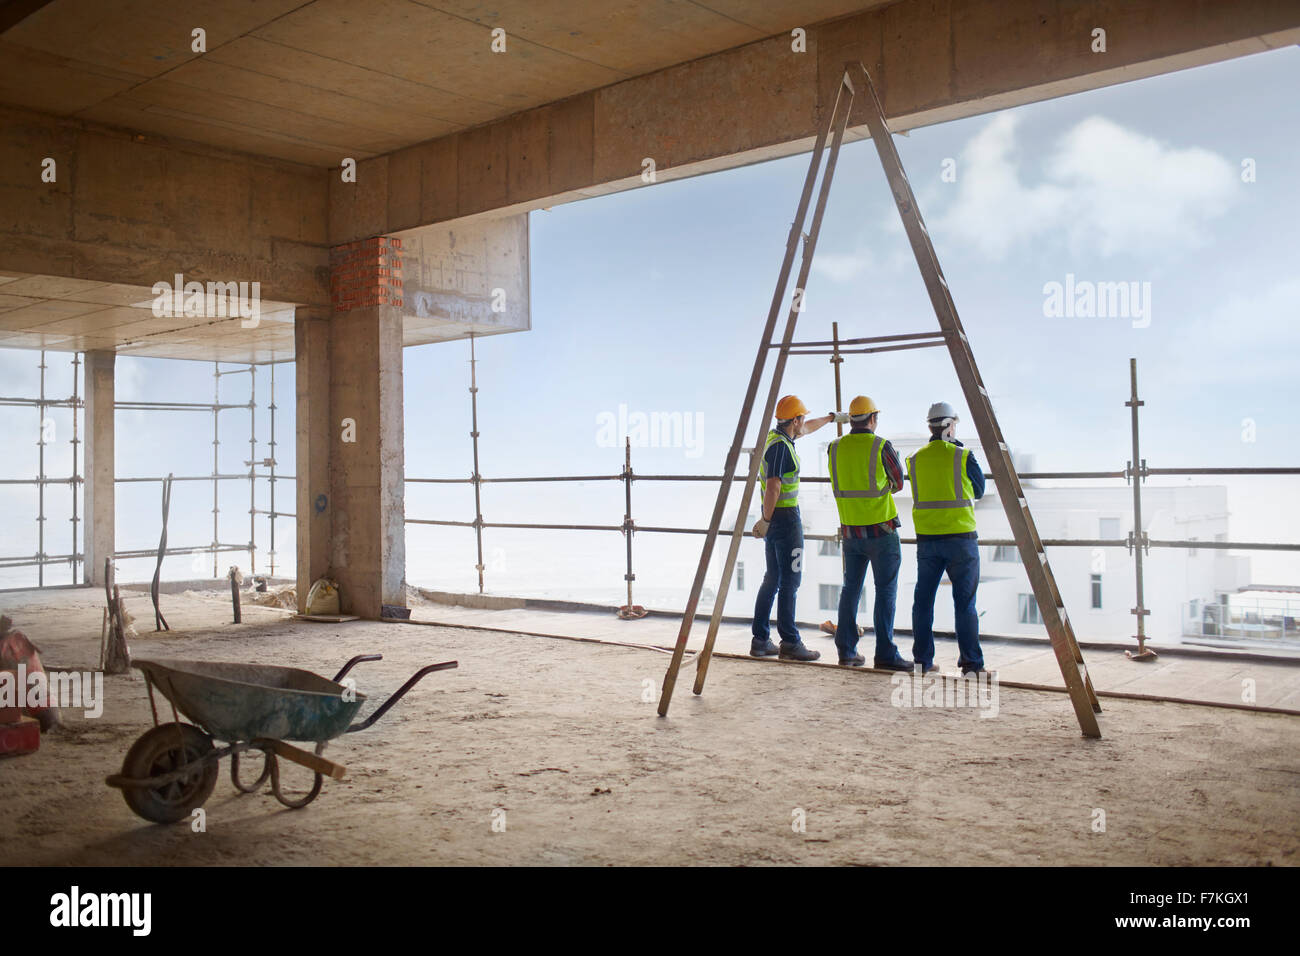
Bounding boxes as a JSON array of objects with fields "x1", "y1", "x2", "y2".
[
  {"x1": 907, "y1": 440, "x2": 977, "y2": 535},
  {"x1": 827, "y1": 432, "x2": 898, "y2": 526},
  {"x1": 758, "y1": 429, "x2": 800, "y2": 508}
]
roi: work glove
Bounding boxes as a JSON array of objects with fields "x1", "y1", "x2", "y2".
[
  {"x1": 832, "y1": 411, "x2": 850, "y2": 424},
  {"x1": 752, "y1": 518, "x2": 770, "y2": 539}
]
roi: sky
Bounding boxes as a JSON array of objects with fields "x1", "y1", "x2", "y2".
[{"x1": 1, "y1": 45, "x2": 1297, "y2": 604}]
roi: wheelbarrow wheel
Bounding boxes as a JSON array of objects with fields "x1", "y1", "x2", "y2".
[{"x1": 120, "y1": 723, "x2": 219, "y2": 824}]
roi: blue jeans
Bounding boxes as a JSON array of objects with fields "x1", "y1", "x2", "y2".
[
  {"x1": 911, "y1": 537, "x2": 983, "y2": 669},
  {"x1": 837, "y1": 532, "x2": 903, "y2": 661},
  {"x1": 752, "y1": 508, "x2": 804, "y2": 646}
]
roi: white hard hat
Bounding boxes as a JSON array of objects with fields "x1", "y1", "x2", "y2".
[{"x1": 926, "y1": 401, "x2": 957, "y2": 423}]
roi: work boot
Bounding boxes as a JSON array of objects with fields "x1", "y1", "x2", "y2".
[
  {"x1": 750, "y1": 639, "x2": 779, "y2": 658},
  {"x1": 838, "y1": 653, "x2": 866, "y2": 667},
  {"x1": 961, "y1": 665, "x2": 997, "y2": 679},
  {"x1": 874, "y1": 655, "x2": 913, "y2": 672},
  {"x1": 915, "y1": 662, "x2": 940, "y2": 675},
  {"x1": 779, "y1": 642, "x2": 821, "y2": 662}
]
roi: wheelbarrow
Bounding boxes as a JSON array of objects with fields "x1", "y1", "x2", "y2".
[{"x1": 106, "y1": 654, "x2": 457, "y2": 824}]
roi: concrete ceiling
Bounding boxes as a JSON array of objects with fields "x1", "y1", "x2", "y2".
[
  {"x1": 0, "y1": 251, "x2": 529, "y2": 362},
  {"x1": 0, "y1": 272, "x2": 298, "y2": 363},
  {"x1": 0, "y1": 0, "x2": 891, "y2": 167}
]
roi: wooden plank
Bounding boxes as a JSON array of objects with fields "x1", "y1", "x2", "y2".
[{"x1": 255, "y1": 738, "x2": 346, "y2": 780}]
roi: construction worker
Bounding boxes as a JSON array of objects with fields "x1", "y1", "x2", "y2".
[
  {"x1": 749, "y1": 395, "x2": 835, "y2": 661},
  {"x1": 825, "y1": 396, "x2": 912, "y2": 669},
  {"x1": 907, "y1": 402, "x2": 992, "y2": 676}
]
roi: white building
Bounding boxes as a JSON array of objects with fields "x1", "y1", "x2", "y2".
[{"x1": 719, "y1": 433, "x2": 1249, "y2": 645}]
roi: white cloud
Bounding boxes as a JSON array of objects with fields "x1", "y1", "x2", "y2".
[
  {"x1": 812, "y1": 249, "x2": 874, "y2": 282},
  {"x1": 1160, "y1": 276, "x2": 1300, "y2": 386},
  {"x1": 934, "y1": 113, "x2": 1237, "y2": 260}
]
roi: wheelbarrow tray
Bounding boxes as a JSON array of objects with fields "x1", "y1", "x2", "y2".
[{"x1": 133, "y1": 658, "x2": 366, "y2": 743}]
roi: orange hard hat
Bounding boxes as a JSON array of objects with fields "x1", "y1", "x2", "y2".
[
  {"x1": 775, "y1": 395, "x2": 808, "y2": 421},
  {"x1": 849, "y1": 395, "x2": 880, "y2": 417}
]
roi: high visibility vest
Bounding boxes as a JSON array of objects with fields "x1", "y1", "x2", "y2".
[
  {"x1": 827, "y1": 432, "x2": 898, "y2": 526},
  {"x1": 758, "y1": 429, "x2": 800, "y2": 508},
  {"x1": 907, "y1": 440, "x2": 977, "y2": 534}
]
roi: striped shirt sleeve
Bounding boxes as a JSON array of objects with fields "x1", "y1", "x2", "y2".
[{"x1": 881, "y1": 440, "x2": 904, "y2": 492}]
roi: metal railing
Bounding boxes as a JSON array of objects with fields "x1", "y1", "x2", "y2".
[
  {"x1": 1184, "y1": 600, "x2": 1298, "y2": 642},
  {"x1": 405, "y1": 344, "x2": 1298, "y2": 651},
  {"x1": 0, "y1": 351, "x2": 294, "y2": 591}
]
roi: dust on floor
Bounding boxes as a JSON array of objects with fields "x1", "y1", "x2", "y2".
[{"x1": 1, "y1": 607, "x2": 1297, "y2": 865}]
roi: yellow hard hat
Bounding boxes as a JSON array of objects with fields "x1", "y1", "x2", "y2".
[
  {"x1": 775, "y1": 395, "x2": 808, "y2": 421},
  {"x1": 849, "y1": 395, "x2": 880, "y2": 418}
]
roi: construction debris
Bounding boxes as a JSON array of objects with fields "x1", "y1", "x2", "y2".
[{"x1": 0, "y1": 615, "x2": 59, "y2": 732}]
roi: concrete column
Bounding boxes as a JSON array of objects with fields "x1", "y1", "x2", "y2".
[
  {"x1": 294, "y1": 235, "x2": 407, "y2": 619},
  {"x1": 295, "y1": 310, "x2": 332, "y2": 613},
  {"x1": 327, "y1": 301, "x2": 407, "y2": 618},
  {"x1": 82, "y1": 350, "x2": 114, "y2": 586}
]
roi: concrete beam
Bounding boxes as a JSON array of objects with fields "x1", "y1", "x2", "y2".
[
  {"x1": 294, "y1": 310, "x2": 331, "y2": 614},
  {"x1": 330, "y1": 0, "x2": 1300, "y2": 243},
  {"x1": 0, "y1": 105, "x2": 331, "y2": 308},
  {"x1": 82, "y1": 348, "x2": 112, "y2": 586}
]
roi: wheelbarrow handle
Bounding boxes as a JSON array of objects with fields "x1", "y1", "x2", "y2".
[
  {"x1": 346, "y1": 661, "x2": 458, "y2": 734},
  {"x1": 333, "y1": 653, "x2": 383, "y2": 683}
]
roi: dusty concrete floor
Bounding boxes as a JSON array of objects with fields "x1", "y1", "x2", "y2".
[{"x1": 1, "y1": 587, "x2": 1297, "y2": 866}]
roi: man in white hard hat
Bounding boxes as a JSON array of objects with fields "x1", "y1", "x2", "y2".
[
  {"x1": 749, "y1": 394, "x2": 836, "y2": 662},
  {"x1": 907, "y1": 402, "x2": 992, "y2": 676},
  {"x1": 825, "y1": 395, "x2": 912, "y2": 670}
]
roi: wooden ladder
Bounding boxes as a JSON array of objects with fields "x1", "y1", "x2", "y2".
[{"x1": 658, "y1": 63, "x2": 1101, "y2": 739}]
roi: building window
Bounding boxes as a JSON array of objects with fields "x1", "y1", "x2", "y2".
[
  {"x1": 819, "y1": 584, "x2": 869, "y2": 612},
  {"x1": 1090, "y1": 573, "x2": 1102, "y2": 609},
  {"x1": 818, "y1": 539, "x2": 841, "y2": 556},
  {"x1": 1099, "y1": 517, "x2": 1120, "y2": 541},
  {"x1": 819, "y1": 584, "x2": 840, "y2": 611},
  {"x1": 993, "y1": 545, "x2": 1018, "y2": 562},
  {"x1": 736, "y1": 561, "x2": 744, "y2": 592},
  {"x1": 1018, "y1": 593, "x2": 1041, "y2": 625}
]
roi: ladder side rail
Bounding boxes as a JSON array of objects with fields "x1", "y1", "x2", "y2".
[
  {"x1": 657, "y1": 71, "x2": 855, "y2": 716},
  {"x1": 692, "y1": 75, "x2": 857, "y2": 696}
]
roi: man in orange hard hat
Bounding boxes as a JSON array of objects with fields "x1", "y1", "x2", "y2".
[
  {"x1": 825, "y1": 396, "x2": 912, "y2": 670},
  {"x1": 750, "y1": 394, "x2": 836, "y2": 662}
]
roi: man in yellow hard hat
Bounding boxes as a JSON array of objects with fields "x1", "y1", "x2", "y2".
[
  {"x1": 907, "y1": 402, "x2": 992, "y2": 676},
  {"x1": 749, "y1": 394, "x2": 835, "y2": 662},
  {"x1": 825, "y1": 396, "x2": 912, "y2": 669}
]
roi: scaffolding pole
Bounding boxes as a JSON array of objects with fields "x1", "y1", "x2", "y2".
[
  {"x1": 269, "y1": 361, "x2": 278, "y2": 578},
  {"x1": 70, "y1": 352, "x2": 81, "y2": 585},
  {"x1": 469, "y1": 334, "x2": 485, "y2": 593},
  {"x1": 213, "y1": 362, "x2": 220, "y2": 577},
  {"x1": 249, "y1": 362, "x2": 256, "y2": 575},
  {"x1": 0, "y1": 349, "x2": 290, "y2": 590},
  {"x1": 1126, "y1": 358, "x2": 1154, "y2": 660}
]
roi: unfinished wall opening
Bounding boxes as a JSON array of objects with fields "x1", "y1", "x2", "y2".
[{"x1": 0, "y1": 348, "x2": 295, "y2": 592}]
